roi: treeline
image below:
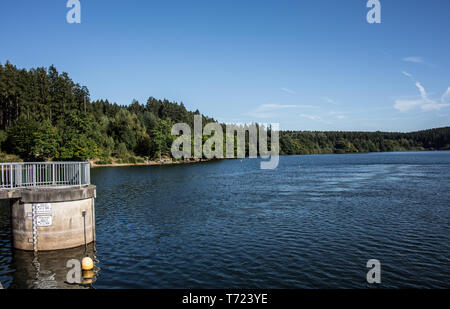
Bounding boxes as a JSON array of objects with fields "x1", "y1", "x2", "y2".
[
  {"x1": 280, "y1": 128, "x2": 450, "y2": 155},
  {"x1": 0, "y1": 62, "x2": 214, "y2": 162},
  {"x1": 0, "y1": 62, "x2": 449, "y2": 163}
]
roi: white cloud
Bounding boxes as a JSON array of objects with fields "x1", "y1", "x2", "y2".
[
  {"x1": 403, "y1": 56, "x2": 424, "y2": 63},
  {"x1": 394, "y1": 79, "x2": 450, "y2": 112},
  {"x1": 248, "y1": 112, "x2": 274, "y2": 119},
  {"x1": 394, "y1": 100, "x2": 422, "y2": 112},
  {"x1": 321, "y1": 97, "x2": 337, "y2": 104},
  {"x1": 402, "y1": 71, "x2": 413, "y2": 78},
  {"x1": 416, "y1": 82, "x2": 450, "y2": 111},
  {"x1": 248, "y1": 104, "x2": 312, "y2": 119},
  {"x1": 415, "y1": 82, "x2": 433, "y2": 103},
  {"x1": 328, "y1": 110, "x2": 347, "y2": 119},
  {"x1": 257, "y1": 104, "x2": 298, "y2": 111},
  {"x1": 421, "y1": 101, "x2": 450, "y2": 111},
  {"x1": 329, "y1": 110, "x2": 347, "y2": 115},
  {"x1": 281, "y1": 88, "x2": 295, "y2": 94},
  {"x1": 441, "y1": 87, "x2": 450, "y2": 104},
  {"x1": 299, "y1": 114, "x2": 322, "y2": 121},
  {"x1": 421, "y1": 103, "x2": 442, "y2": 111}
]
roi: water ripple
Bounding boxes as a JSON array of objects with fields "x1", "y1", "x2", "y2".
[{"x1": 0, "y1": 152, "x2": 449, "y2": 288}]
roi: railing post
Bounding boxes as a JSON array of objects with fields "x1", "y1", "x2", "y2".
[
  {"x1": 33, "y1": 164, "x2": 36, "y2": 187},
  {"x1": 87, "y1": 163, "x2": 90, "y2": 185},
  {"x1": 10, "y1": 164, "x2": 13, "y2": 189},
  {"x1": 52, "y1": 163, "x2": 56, "y2": 186},
  {"x1": 79, "y1": 163, "x2": 82, "y2": 187},
  {"x1": 18, "y1": 164, "x2": 22, "y2": 187}
]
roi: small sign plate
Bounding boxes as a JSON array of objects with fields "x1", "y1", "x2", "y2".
[
  {"x1": 37, "y1": 216, "x2": 52, "y2": 227},
  {"x1": 36, "y1": 203, "x2": 52, "y2": 214}
]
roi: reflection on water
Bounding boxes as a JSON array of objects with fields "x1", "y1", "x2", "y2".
[
  {"x1": 0, "y1": 199, "x2": 12, "y2": 288},
  {"x1": 8, "y1": 244, "x2": 99, "y2": 289}
]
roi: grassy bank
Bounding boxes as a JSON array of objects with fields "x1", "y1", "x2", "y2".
[{"x1": 90, "y1": 156, "x2": 207, "y2": 168}]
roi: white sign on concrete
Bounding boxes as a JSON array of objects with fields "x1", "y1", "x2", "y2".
[
  {"x1": 36, "y1": 203, "x2": 52, "y2": 214},
  {"x1": 37, "y1": 216, "x2": 53, "y2": 227}
]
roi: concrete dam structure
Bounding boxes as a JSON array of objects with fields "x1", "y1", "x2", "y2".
[{"x1": 0, "y1": 162, "x2": 96, "y2": 251}]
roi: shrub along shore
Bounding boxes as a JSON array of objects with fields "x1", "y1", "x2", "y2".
[{"x1": 89, "y1": 157, "x2": 209, "y2": 168}]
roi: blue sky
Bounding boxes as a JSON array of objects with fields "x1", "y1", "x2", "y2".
[{"x1": 1, "y1": 0, "x2": 449, "y2": 131}]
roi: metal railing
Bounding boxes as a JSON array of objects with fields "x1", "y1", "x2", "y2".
[{"x1": 0, "y1": 162, "x2": 90, "y2": 190}]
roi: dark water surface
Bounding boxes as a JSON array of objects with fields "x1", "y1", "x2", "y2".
[{"x1": 1, "y1": 151, "x2": 449, "y2": 288}]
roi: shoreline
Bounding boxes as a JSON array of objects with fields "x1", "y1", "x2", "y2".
[
  {"x1": 89, "y1": 149, "x2": 450, "y2": 169},
  {"x1": 2, "y1": 149, "x2": 447, "y2": 167},
  {"x1": 90, "y1": 158, "x2": 216, "y2": 168}
]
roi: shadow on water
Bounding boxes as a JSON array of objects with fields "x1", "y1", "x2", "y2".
[
  {"x1": 0, "y1": 199, "x2": 12, "y2": 288},
  {"x1": 8, "y1": 243, "x2": 99, "y2": 289}
]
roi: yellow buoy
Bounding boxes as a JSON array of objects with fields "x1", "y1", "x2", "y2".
[
  {"x1": 82, "y1": 257, "x2": 94, "y2": 271},
  {"x1": 82, "y1": 279, "x2": 93, "y2": 285},
  {"x1": 83, "y1": 270, "x2": 95, "y2": 279}
]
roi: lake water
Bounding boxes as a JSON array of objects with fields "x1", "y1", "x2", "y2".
[{"x1": 1, "y1": 151, "x2": 449, "y2": 288}]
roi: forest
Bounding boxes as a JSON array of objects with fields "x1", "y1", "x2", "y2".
[{"x1": 1, "y1": 62, "x2": 449, "y2": 163}]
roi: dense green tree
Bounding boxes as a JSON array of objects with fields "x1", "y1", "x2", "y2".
[
  {"x1": 6, "y1": 116, "x2": 40, "y2": 160},
  {"x1": 30, "y1": 120, "x2": 59, "y2": 161},
  {"x1": 6, "y1": 117, "x2": 58, "y2": 161},
  {"x1": 0, "y1": 130, "x2": 6, "y2": 152},
  {"x1": 149, "y1": 119, "x2": 174, "y2": 159},
  {"x1": 115, "y1": 142, "x2": 128, "y2": 159}
]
